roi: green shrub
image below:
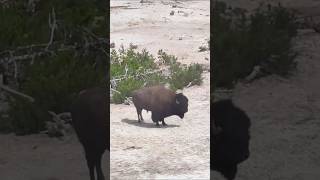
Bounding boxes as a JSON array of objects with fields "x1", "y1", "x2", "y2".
[
  {"x1": 0, "y1": 0, "x2": 106, "y2": 134},
  {"x1": 213, "y1": 1, "x2": 298, "y2": 88},
  {"x1": 111, "y1": 48, "x2": 203, "y2": 103},
  {"x1": 158, "y1": 50, "x2": 203, "y2": 90},
  {"x1": 169, "y1": 63, "x2": 203, "y2": 90},
  {"x1": 0, "y1": 0, "x2": 106, "y2": 50},
  {"x1": 158, "y1": 49, "x2": 178, "y2": 65},
  {"x1": 23, "y1": 52, "x2": 104, "y2": 110},
  {"x1": 7, "y1": 97, "x2": 48, "y2": 135},
  {"x1": 112, "y1": 77, "x2": 144, "y2": 104},
  {"x1": 5, "y1": 51, "x2": 105, "y2": 135},
  {"x1": 111, "y1": 47, "x2": 164, "y2": 104}
]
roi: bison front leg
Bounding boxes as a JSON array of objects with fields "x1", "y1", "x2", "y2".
[
  {"x1": 151, "y1": 112, "x2": 160, "y2": 127},
  {"x1": 161, "y1": 119, "x2": 167, "y2": 126}
]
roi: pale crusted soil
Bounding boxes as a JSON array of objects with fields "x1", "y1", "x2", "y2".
[
  {"x1": 110, "y1": 72, "x2": 210, "y2": 179},
  {"x1": 110, "y1": 0, "x2": 210, "y2": 179}
]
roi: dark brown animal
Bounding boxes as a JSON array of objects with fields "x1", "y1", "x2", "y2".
[
  {"x1": 71, "y1": 87, "x2": 108, "y2": 180},
  {"x1": 211, "y1": 99, "x2": 251, "y2": 180},
  {"x1": 132, "y1": 85, "x2": 188, "y2": 126}
]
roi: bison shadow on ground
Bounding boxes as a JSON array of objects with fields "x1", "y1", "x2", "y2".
[{"x1": 121, "y1": 118, "x2": 180, "y2": 128}]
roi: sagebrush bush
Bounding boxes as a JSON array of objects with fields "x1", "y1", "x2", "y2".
[
  {"x1": 169, "y1": 63, "x2": 203, "y2": 90},
  {"x1": 112, "y1": 77, "x2": 144, "y2": 104},
  {"x1": 158, "y1": 49, "x2": 178, "y2": 65},
  {"x1": 0, "y1": 0, "x2": 106, "y2": 134},
  {"x1": 0, "y1": 0, "x2": 106, "y2": 50},
  {"x1": 7, "y1": 97, "x2": 48, "y2": 135},
  {"x1": 213, "y1": 1, "x2": 298, "y2": 88},
  {"x1": 111, "y1": 47, "x2": 165, "y2": 103},
  {"x1": 24, "y1": 52, "x2": 104, "y2": 108},
  {"x1": 111, "y1": 47, "x2": 203, "y2": 103},
  {"x1": 158, "y1": 50, "x2": 203, "y2": 91},
  {"x1": 6, "y1": 51, "x2": 105, "y2": 135}
]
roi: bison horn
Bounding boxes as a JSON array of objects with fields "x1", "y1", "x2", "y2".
[{"x1": 176, "y1": 99, "x2": 180, "y2": 104}]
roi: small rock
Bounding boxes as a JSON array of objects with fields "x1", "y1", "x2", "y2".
[
  {"x1": 129, "y1": 43, "x2": 138, "y2": 49},
  {"x1": 170, "y1": 10, "x2": 174, "y2": 15},
  {"x1": 124, "y1": 146, "x2": 142, "y2": 150},
  {"x1": 110, "y1": 42, "x2": 115, "y2": 48},
  {"x1": 178, "y1": 37, "x2": 182, "y2": 40},
  {"x1": 124, "y1": 101, "x2": 130, "y2": 105}
]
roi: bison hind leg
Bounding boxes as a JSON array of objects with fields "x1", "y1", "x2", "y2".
[
  {"x1": 84, "y1": 152, "x2": 96, "y2": 180},
  {"x1": 140, "y1": 110, "x2": 144, "y2": 121},
  {"x1": 161, "y1": 119, "x2": 167, "y2": 126},
  {"x1": 136, "y1": 108, "x2": 143, "y2": 122}
]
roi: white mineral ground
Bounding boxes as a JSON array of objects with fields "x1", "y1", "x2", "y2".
[{"x1": 110, "y1": 0, "x2": 210, "y2": 179}]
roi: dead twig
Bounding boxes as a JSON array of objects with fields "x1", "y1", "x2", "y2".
[{"x1": 46, "y1": 7, "x2": 57, "y2": 50}]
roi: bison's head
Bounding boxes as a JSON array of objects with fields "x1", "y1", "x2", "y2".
[{"x1": 174, "y1": 93, "x2": 188, "y2": 118}]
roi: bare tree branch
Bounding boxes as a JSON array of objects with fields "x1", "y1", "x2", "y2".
[
  {"x1": 46, "y1": 7, "x2": 57, "y2": 50},
  {"x1": 0, "y1": 84, "x2": 34, "y2": 102}
]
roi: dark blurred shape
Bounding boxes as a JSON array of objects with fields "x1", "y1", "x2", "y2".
[
  {"x1": 211, "y1": 99, "x2": 251, "y2": 180},
  {"x1": 71, "y1": 87, "x2": 109, "y2": 180}
]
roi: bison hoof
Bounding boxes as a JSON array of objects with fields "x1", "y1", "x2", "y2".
[{"x1": 162, "y1": 122, "x2": 167, "y2": 126}]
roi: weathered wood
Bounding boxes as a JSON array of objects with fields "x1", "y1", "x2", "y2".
[{"x1": 0, "y1": 84, "x2": 35, "y2": 102}]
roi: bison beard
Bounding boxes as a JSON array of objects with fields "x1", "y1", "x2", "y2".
[{"x1": 211, "y1": 99, "x2": 251, "y2": 180}]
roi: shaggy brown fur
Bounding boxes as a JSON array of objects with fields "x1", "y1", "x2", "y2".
[
  {"x1": 71, "y1": 87, "x2": 108, "y2": 180},
  {"x1": 132, "y1": 85, "x2": 188, "y2": 126}
]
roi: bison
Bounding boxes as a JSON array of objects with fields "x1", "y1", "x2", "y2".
[
  {"x1": 131, "y1": 85, "x2": 188, "y2": 126},
  {"x1": 211, "y1": 99, "x2": 251, "y2": 180},
  {"x1": 70, "y1": 87, "x2": 108, "y2": 180}
]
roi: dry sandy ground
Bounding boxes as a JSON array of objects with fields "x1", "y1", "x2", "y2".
[
  {"x1": 110, "y1": 74, "x2": 210, "y2": 179},
  {"x1": 111, "y1": 0, "x2": 210, "y2": 65},
  {"x1": 110, "y1": 0, "x2": 210, "y2": 179},
  {"x1": 0, "y1": 132, "x2": 111, "y2": 180},
  {"x1": 212, "y1": 1, "x2": 320, "y2": 179}
]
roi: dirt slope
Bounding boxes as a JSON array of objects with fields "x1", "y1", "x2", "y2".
[{"x1": 212, "y1": 1, "x2": 320, "y2": 179}]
